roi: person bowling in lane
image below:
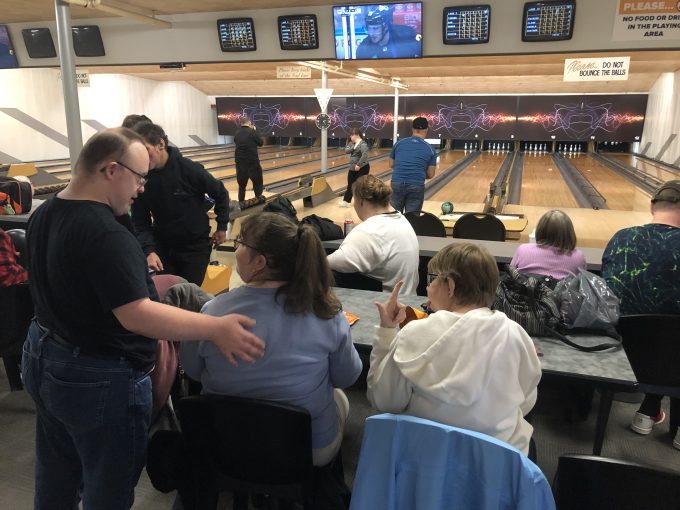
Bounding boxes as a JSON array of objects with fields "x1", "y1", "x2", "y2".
[
  {"x1": 338, "y1": 127, "x2": 370, "y2": 208},
  {"x1": 131, "y1": 122, "x2": 230, "y2": 285},
  {"x1": 234, "y1": 116, "x2": 264, "y2": 203}
]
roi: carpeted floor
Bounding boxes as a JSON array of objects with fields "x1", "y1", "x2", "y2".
[{"x1": 1, "y1": 362, "x2": 678, "y2": 509}]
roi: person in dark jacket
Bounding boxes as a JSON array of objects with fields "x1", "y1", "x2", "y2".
[
  {"x1": 234, "y1": 116, "x2": 264, "y2": 202},
  {"x1": 131, "y1": 122, "x2": 229, "y2": 285}
]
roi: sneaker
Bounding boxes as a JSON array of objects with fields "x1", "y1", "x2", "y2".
[
  {"x1": 630, "y1": 410, "x2": 666, "y2": 435},
  {"x1": 674, "y1": 429, "x2": 680, "y2": 451},
  {"x1": 337, "y1": 201, "x2": 351, "y2": 208}
]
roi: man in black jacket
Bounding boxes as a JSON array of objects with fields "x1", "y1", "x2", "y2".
[
  {"x1": 234, "y1": 116, "x2": 264, "y2": 202},
  {"x1": 131, "y1": 122, "x2": 229, "y2": 285}
]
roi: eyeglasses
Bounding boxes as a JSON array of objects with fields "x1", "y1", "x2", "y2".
[
  {"x1": 234, "y1": 236, "x2": 260, "y2": 253},
  {"x1": 115, "y1": 161, "x2": 148, "y2": 186},
  {"x1": 426, "y1": 273, "x2": 440, "y2": 286}
]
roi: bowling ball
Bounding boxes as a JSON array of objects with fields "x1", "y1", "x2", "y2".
[{"x1": 441, "y1": 201, "x2": 454, "y2": 214}]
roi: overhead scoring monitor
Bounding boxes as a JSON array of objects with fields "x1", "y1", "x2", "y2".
[
  {"x1": 522, "y1": 0, "x2": 575, "y2": 42},
  {"x1": 443, "y1": 4, "x2": 490, "y2": 45},
  {"x1": 217, "y1": 18, "x2": 256, "y2": 52},
  {"x1": 278, "y1": 14, "x2": 319, "y2": 50}
]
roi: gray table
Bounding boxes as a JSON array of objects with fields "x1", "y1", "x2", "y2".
[
  {"x1": 325, "y1": 236, "x2": 605, "y2": 271},
  {"x1": 334, "y1": 286, "x2": 636, "y2": 455}
]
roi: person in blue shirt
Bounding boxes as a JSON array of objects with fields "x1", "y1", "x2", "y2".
[
  {"x1": 181, "y1": 212, "x2": 362, "y2": 466},
  {"x1": 389, "y1": 116, "x2": 437, "y2": 213}
]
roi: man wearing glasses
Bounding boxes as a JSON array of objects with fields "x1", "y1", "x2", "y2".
[
  {"x1": 131, "y1": 122, "x2": 230, "y2": 285},
  {"x1": 22, "y1": 127, "x2": 264, "y2": 510}
]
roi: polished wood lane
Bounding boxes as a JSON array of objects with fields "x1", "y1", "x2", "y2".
[
  {"x1": 520, "y1": 153, "x2": 579, "y2": 208},
  {"x1": 209, "y1": 148, "x2": 346, "y2": 179},
  {"x1": 429, "y1": 151, "x2": 505, "y2": 203},
  {"x1": 569, "y1": 154, "x2": 650, "y2": 211},
  {"x1": 221, "y1": 149, "x2": 388, "y2": 198},
  {"x1": 608, "y1": 154, "x2": 680, "y2": 183}
]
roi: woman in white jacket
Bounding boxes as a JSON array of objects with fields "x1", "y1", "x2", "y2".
[{"x1": 367, "y1": 242, "x2": 542, "y2": 455}]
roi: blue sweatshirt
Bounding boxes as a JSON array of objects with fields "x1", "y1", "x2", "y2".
[{"x1": 180, "y1": 286, "x2": 362, "y2": 448}]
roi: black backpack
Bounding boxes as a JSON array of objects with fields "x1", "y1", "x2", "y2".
[
  {"x1": 301, "y1": 214, "x2": 344, "y2": 241},
  {"x1": 0, "y1": 177, "x2": 32, "y2": 215},
  {"x1": 263, "y1": 196, "x2": 298, "y2": 223}
]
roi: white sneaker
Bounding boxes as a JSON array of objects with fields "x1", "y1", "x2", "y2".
[
  {"x1": 630, "y1": 410, "x2": 666, "y2": 435},
  {"x1": 337, "y1": 201, "x2": 351, "y2": 208},
  {"x1": 674, "y1": 429, "x2": 680, "y2": 451}
]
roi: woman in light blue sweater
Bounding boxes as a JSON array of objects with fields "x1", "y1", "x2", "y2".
[{"x1": 180, "y1": 212, "x2": 362, "y2": 466}]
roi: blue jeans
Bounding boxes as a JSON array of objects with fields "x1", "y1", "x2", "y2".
[
  {"x1": 390, "y1": 181, "x2": 425, "y2": 213},
  {"x1": 22, "y1": 320, "x2": 153, "y2": 510}
]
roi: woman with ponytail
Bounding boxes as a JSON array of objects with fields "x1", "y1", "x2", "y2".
[{"x1": 180, "y1": 212, "x2": 362, "y2": 466}]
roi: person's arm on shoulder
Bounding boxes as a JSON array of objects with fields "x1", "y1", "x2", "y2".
[
  {"x1": 114, "y1": 298, "x2": 265, "y2": 366},
  {"x1": 328, "y1": 314, "x2": 362, "y2": 388},
  {"x1": 327, "y1": 230, "x2": 381, "y2": 274}
]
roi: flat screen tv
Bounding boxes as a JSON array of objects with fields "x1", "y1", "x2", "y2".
[
  {"x1": 22, "y1": 28, "x2": 57, "y2": 59},
  {"x1": 333, "y1": 2, "x2": 423, "y2": 60},
  {"x1": 71, "y1": 25, "x2": 105, "y2": 57},
  {"x1": 278, "y1": 14, "x2": 319, "y2": 50},
  {"x1": 0, "y1": 25, "x2": 19, "y2": 69},
  {"x1": 522, "y1": 0, "x2": 575, "y2": 42},
  {"x1": 217, "y1": 17, "x2": 256, "y2": 52},
  {"x1": 443, "y1": 5, "x2": 490, "y2": 45}
]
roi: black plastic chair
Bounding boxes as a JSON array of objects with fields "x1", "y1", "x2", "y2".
[
  {"x1": 618, "y1": 315, "x2": 680, "y2": 431},
  {"x1": 332, "y1": 270, "x2": 383, "y2": 292},
  {"x1": 6, "y1": 228, "x2": 28, "y2": 268},
  {"x1": 176, "y1": 394, "x2": 315, "y2": 510},
  {"x1": 404, "y1": 210, "x2": 446, "y2": 237},
  {"x1": 451, "y1": 213, "x2": 506, "y2": 241},
  {"x1": 553, "y1": 454, "x2": 680, "y2": 509}
]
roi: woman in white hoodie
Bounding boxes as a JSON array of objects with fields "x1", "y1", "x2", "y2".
[{"x1": 367, "y1": 242, "x2": 542, "y2": 455}]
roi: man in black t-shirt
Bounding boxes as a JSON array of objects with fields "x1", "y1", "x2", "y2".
[
  {"x1": 23, "y1": 128, "x2": 264, "y2": 509},
  {"x1": 234, "y1": 116, "x2": 264, "y2": 202}
]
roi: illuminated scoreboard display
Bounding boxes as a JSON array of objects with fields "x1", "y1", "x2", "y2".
[
  {"x1": 278, "y1": 14, "x2": 319, "y2": 50},
  {"x1": 217, "y1": 18, "x2": 256, "y2": 52},
  {"x1": 522, "y1": 1, "x2": 575, "y2": 42},
  {"x1": 443, "y1": 5, "x2": 490, "y2": 45}
]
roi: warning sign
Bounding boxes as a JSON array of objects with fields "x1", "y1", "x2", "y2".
[
  {"x1": 564, "y1": 57, "x2": 630, "y2": 82},
  {"x1": 612, "y1": 1, "x2": 680, "y2": 41}
]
